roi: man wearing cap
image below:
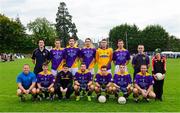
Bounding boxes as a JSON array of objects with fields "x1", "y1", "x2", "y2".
[{"x1": 152, "y1": 49, "x2": 166, "y2": 101}]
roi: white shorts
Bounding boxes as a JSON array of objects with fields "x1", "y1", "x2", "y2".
[
  {"x1": 69, "y1": 68, "x2": 78, "y2": 76},
  {"x1": 114, "y1": 65, "x2": 128, "y2": 74}
]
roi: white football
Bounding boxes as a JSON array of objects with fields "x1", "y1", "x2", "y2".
[
  {"x1": 156, "y1": 73, "x2": 164, "y2": 80},
  {"x1": 98, "y1": 95, "x2": 106, "y2": 103},
  {"x1": 118, "y1": 96, "x2": 126, "y2": 104}
]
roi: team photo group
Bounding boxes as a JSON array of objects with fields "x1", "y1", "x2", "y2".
[{"x1": 16, "y1": 37, "x2": 166, "y2": 104}]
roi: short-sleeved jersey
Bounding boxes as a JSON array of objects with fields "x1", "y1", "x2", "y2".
[
  {"x1": 64, "y1": 47, "x2": 80, "y2": 68},
  {"x1": 95, "y1": 72, "x2": 112, "y2": 86},
  {"x1": 113, "y1": 48, "x2": 130, "y2": 65},
  {"x1": 96, "y1": 48, "x2": 113, "y2": 70},
  {"x1": 74, "y1": 70, "x2": 92, "y2": 86},
  {"x1": 113, "y1": 72, "x2": 132, "y2": 88},
  {"x1": 16, "y1": 72, "x2": 36, "y2": 89},
  {"x1": 37, "y1": 71, "x2": 55, "y2": 88},
  {"x1": 134, "y1": 72, "x2": 154, "y2": 90},
  {"x1": 80, "y1": 48, "x2": 96, "y2": 69},
  {"x1": 50, "y1": 48, "x2": 65, "y2": 71}
]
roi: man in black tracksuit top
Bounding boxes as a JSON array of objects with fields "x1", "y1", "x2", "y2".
[{"x1": 54, "y1": 64, "x2": 73, "y2": 100}]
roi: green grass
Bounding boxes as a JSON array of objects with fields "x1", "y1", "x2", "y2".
[{"x1": 0, "y1": 58, "x2": 180, "y2": 112}]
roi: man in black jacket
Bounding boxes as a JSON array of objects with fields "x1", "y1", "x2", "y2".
[
  {"x1": 54, "y1": 64, "x2": 73, "y2": 100},
  {"x1": 152, "y1": 49, "x2": 166, "y2": 101}
]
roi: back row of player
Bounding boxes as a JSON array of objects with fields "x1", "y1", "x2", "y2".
[{"x1": 32, "y1": 37, "x2": 149, "y2": 79}]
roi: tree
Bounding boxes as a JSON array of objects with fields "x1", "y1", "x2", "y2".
[
  {"x1": 167, "y1": 35, "x2": 180, "y2": 51},
  {"x1": 140, "y1": 25, "x2": 169, "y2": 51},
  {"x1": 109, "y1": 23, "x2": 140, "y2": 53},
  {"x1": 0, "y1": 14, "x2": 28, "y2": 52},
  {"x1": 56, "y1": 2, "x2": 78, "y2": 47},
  {"x1": 27, "y1": 17, "x2": 57, "y2": 46}
]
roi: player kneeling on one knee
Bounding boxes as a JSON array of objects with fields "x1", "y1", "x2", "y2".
[
  {"x1": 133, "y1": 65, "x2": 156, "y2": 102},
  {"x1": 74, "y1": 63, "x2": 94, "y2": 101},
  {"x1": 16, "y1": 64, "x2": 37, "y2": 102},
  {"x1": 112, "y1": 64, "x2": 132, "y2": 99},
  {"x1": 94, "y1": 65, "x2": 113, "y2": 100},
  {"x1": 36, "y1": 62, "x2": 55, "y2": 101},
  {"x1": 54, "y1": 64, "x2": 73, "y2": 100}
]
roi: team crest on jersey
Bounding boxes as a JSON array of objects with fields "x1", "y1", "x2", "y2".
[
  {"x1": 84, "y1": 50, "x2": 93, "y2": 58},
  {"x1": 143, "y1": 56, "x2": 146, "y2": 60},
  {"x1": 68, "y1": 50, "x2": 77, "y2": 57},
  {"x1": 53, "y1": 52, "x2": 62, "y2": 59},
  {"x1": 43, "y1": 52, "x2": 46, "y2": 56},
  {"x1": 117, "y1": 53, "x2": 126, "y2": 60}
]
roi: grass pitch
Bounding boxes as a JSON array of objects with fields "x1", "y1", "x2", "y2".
[{"x1": 0, "y1": 58, "x2": 180, "y2": 112}]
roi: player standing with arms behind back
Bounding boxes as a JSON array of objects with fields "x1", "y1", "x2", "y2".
[
  {"x1": 50, "y1": 39, "x2": 65, "y2": 76},
  {"x1": 113, "y1": 39, "x2": 130, "y2": 74},
  {"x1": 80, "y1": 38, "x2": 96, "y2": 75},
  {"x1": 64, "y1": 37, "x2": 80, "y2": 76},
  {"x1": 96, "y1": 39, "x2": 113, "y2": 73}
]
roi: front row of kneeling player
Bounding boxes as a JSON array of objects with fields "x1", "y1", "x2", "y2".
[{"x1": 16, "y1": 62, "x2": 156, "y2": 103}]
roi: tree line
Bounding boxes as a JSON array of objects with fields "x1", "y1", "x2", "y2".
[
  {"x1": 0, "y1": 2, "x2": 180, "y2": 53},
  {"x1": 109, "y1": 24, "x2": 180, "y2": 53}
]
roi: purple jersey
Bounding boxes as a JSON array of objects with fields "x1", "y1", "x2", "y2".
[
  {"x1": 95, "y1": 73, "x2": 112, "y2": 86},
  {"x1": 113, "y1": 72, "x2": 132, "y2": 88},
  {"x1": 37, "y1": 71, "x2": 55, "y2": 88},
  {"x1": 134, "y1": 72, "x2": 154, "y2": 90},
  {"x1": 80, "y1": 48, "x2": 96, "y2": 69},
  {"x1": 64, "y1": 47, "x2": 80, "y2": 68},
  {"x1": 74, "y1": 70, "x2": 92, "y2": 88},
  {"x1": 50, "y1": 48, "x2": 65, "y2": 70},
  {"x1": 113, "y1": 48, "x2": 130, "y2": 65}
]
